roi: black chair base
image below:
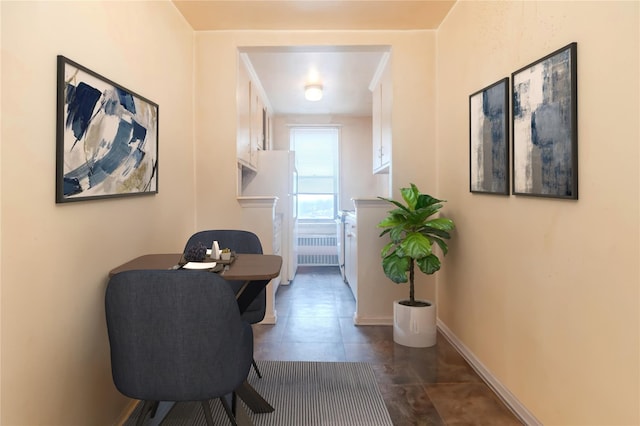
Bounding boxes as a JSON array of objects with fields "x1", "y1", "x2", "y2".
[
  {"x1": 218, "y1": 396, "x2": 237, "y2": 425},
  {"x1": 135, "y1": 401, "x2": 159, "y2": 426},
  {"x1": 252, "y1": 358, "x2": 262, "y2": 378}
]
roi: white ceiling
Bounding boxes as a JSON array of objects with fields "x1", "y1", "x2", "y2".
[
  {"x1": 241, "y1": 46, "x2": 389, "y2": 116},
  {"x1": 172, "y1": 1, "x2": 456, "y2": 116}
]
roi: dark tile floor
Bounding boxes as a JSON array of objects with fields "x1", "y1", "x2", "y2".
[{"x1": 253, "y1": 266, "x2": 523, "y2": 425}]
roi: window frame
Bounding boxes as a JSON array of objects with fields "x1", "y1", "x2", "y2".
[{"x1": 290, "y1": 126, "x2": 340, "y2": 221}]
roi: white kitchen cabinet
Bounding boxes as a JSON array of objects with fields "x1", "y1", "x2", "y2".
[
  {"x1": 251, "y1": 88, "x2": 265, "y2": 154},
  {"x1": 344, "y1": 213, "x2": 357, "y2": 298},
  {"x1": 371, "y1": 54, "x2": 391, "y2": 174},
  {"x1": 237, "y1": 55, "x2": 269, "y2": 171},
  {"x1": 237, "y1": 61, "x2": 255, "y2": 170}
]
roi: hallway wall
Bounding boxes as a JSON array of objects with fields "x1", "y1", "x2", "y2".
[
  {"x1": 436, "y1": 1, "x2": 639, "y2": 424},
  {"x1": 1, "y1": 1, "x2": 195, "y2": 423}
]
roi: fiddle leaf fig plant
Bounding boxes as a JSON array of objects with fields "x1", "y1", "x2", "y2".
[{"x1": 377, "y1": 183, "x2": 455, "y2": 307}]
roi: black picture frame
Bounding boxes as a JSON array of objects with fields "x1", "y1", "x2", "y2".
[
  {"x1": 56, "y1": 55, "x2": 159, "y2": 203},
  {"x1": 469, "y1": 77, "x2": 510, "y2": 195},
  {"x1": 512, "y1": 42, "x2": 577, "y2": 199}
]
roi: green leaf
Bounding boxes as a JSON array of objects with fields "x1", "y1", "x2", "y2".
[
  {"x1": 400, "y1": 232, "x2": 432, "y2": 259},
  {"x1": 377, "y1": 213, "x2": 401, "y2": 228},
  {"x1": 414, "y1": 204, "x2": 443, "y2": 221},
  {"x1": 417, "y1": 254, "x2": 441, "y2": 275},
  {"x1": 378, "y1": 228, "x2": 391, "y2": 237},
  {"x1": 416, "y1": 194, "x2": 444, "y2": 210},
  {"x1": 401, "y1": 185, "x2": 420, "y2": 210},
  {"x1": 378, "y1": 197, "x2": 411, "y2": 213},
  {"x1": 382, "y1": 254, "x2": 410, "y2": 283},
  {"x1": 431, "y1": 237, "x2": 449, "y2": 256},
  {"x1": 421, "y1": 227, "x2": 451, "y2": 240},
  {"x1": 380, "y1": 242, "x2": 394, "y2": 257},
  {"x1": 425, "y1": 217, "x2": 455, "y2": 231}
]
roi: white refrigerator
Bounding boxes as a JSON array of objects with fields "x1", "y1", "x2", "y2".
[{"x1": 242, "y1": 150, "x2": 298, "y2": 284}]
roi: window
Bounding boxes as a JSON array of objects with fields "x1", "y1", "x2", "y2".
[{"x1": 290, "y1": 127, "x2": 339, "y2": 220}]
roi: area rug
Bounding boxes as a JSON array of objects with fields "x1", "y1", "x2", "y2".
[{"x1": 125, "y1": 361, "x2": 393, "y2": 426}]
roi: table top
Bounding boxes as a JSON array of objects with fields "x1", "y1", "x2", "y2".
[{"x1": 109, "y1": 253, "x2": 282, "y2": 281}]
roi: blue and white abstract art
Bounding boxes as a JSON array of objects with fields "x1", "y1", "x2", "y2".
[
  {"x1": 512, "y1": 43, "x2": 577, "y2": 199},
  {"x1": 56, "y1": 56, "x2": 158, "y2": 203},
  {"x1": 469, "y1": 78, "x2": 509, "y2": 195}
]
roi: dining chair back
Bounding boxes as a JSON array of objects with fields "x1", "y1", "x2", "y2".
[
  {"x1": 105, "y1": 269, "x2": 253, "y2": 425},
  {"x1": 183, "y1": 230, "x2": 266, "y2": 323},
  {"x1": 183, "y1": 229, "x2": 269, "y2": 378}
]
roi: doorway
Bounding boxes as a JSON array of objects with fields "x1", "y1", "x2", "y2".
[{"x1": 238, "y1": 45, "x2": 389, "y2": 290}]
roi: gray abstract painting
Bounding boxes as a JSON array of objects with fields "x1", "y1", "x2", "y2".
[
  {"x1": 512, "y1": 43, "x2": 577, "y2": 199},
  {"x1": 470, "y1": 78, "x2": 509, "y2": 195}
]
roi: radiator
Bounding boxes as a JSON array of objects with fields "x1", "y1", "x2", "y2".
[{"x1": 297, "y1": 235, "x2": 338, "y2": 266}]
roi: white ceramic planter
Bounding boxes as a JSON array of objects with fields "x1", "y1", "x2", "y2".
[{"x1": 393, "y1": 299, "x2": 437, "y2": 347}]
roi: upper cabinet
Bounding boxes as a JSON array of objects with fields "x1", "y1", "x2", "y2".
[
  {"x1": 251, "y1": 87, "x2": 265, "y2": 154},
  {"x1": 237, "y1": 60, "x2": 254, "y2": 169},
  {"x1": 371, "y1": 53, "x2": 392, "y2": 174},
  {"x1": 237, "y1": 54, "x2": 270, "y2": 171}
]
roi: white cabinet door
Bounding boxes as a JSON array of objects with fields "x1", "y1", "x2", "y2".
[
  {"x1": 237, "y1": 63, "x2": 254, "y2": 169},
  {"x1": 250, "y1": 89, "x2": 264, "y2": 156},
  {"x1": 379, "y1": 64, "x2": 392, "y2": 172},
  {"x1": 372, "y1": 58, "x2": 391, "y2": 174},
  {"x1": 344, "y1": 216, "x2": 357, "y2": 299},
  {"x1": 372, "y1": 82, "x2": 384, "y2": 172}
]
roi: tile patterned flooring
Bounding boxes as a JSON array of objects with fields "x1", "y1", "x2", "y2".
[{"x1": 252, "y1": 266, "x2": 523, "y2": 425}]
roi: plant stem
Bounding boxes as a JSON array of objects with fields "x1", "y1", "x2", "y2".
[{"x1": 409, "y1": 258, "x2": 415, "y2": 305}]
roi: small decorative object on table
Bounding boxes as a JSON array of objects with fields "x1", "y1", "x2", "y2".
[
  {"x1": 220, "y1": 248, "x2": 232, "y2": 261},
  {"x1": 184, "y1": 242, "x2": 207, "y2": 262}
]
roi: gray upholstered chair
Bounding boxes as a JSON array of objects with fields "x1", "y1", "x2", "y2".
[
  {"x1": 183, "y1": 230, "x2": 269, "y2": 378},
  {"x1": 105, "y1": 270, "x2": 253, "y2": 425}
]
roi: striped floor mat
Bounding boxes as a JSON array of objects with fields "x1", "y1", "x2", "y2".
[{"x1": 125, "y1": 361, "x2": 393, "y2": 426}]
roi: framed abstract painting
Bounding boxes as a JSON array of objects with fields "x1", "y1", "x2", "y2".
[
  {"x1": 56, "y1": 56, "x2": 159, "y2": 203},
  {"x1": 512, "y1": 43, "x2": 577, "y2": 199},
  {"x1": 469, "y1": 77, "x2": 510, "y2": 195}
]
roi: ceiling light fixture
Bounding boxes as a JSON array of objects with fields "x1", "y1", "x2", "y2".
[{"x1": 304, "y1": 84, "x2": 323, "y2": 101}]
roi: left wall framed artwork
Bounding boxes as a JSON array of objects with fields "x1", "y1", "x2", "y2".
[{"x1": 56, "y1": 56, "x2": 159, "y2": 203}]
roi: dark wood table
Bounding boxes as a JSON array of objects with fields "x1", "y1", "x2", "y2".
[
  {"x1": 109, "y1": 252, "x2": 281, "y2": 319},
  {"x1": 109, "y1": 252, "x2": 281, "y2": 281},
  {"x1": 109, "y1": 253, "x2": 282, "y2": 423}
]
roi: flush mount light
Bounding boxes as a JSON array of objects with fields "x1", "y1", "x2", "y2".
[{"x1": 304, "y1": 84, "x2": 323, "y2": 101}]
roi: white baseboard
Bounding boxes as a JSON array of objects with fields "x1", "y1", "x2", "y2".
[{"x1": 437, "y1": 319, "x2": 542, "y2": 426}]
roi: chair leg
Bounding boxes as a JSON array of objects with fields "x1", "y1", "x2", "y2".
[
  {"x1": 149, "y1": 401, "x2": 159, "y2": 418},
  {"x1": 252, "y1": 358, "x2": 262, "y2": 378},
  {"x1": 201, "y1": 400, "x2": 215, "y2": 426},
  {"x1": 219, "y1": 397, "x2": 238, "y2": 426},
  {"x1": 136, "y1": 401, "x2": 154, "y2": 426}
]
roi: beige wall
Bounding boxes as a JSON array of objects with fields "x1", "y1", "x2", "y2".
[
  {"x1": 436, "y1": 1, "x2": 639, "y2": 424},
  {"x1": 1, "y1": 1, "x2": 195, "y2": 424}
]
